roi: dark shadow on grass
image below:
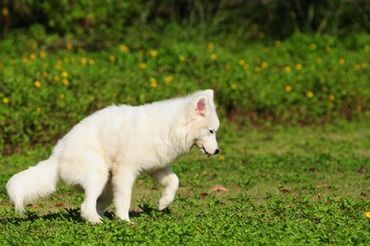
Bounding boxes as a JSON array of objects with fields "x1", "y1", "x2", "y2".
[
  {"x1": 1, "y1": 204, "x2": 171, "y2": 224},
  {"x1": 0, "y1": 208, "x2": 83, "y2": 225},
  {"x1": 130, "y1": 203, "x2": 171, "y2": 219}
]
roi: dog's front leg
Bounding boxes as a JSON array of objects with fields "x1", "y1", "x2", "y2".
[
  {"x1": 152, "y1": 168, "x2": 179, "y2": 210},
  {"x1": 113, "y1": 168, "x2": 137, "y2": 222}
]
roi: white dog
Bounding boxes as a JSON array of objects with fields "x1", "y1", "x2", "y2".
[{"x1": 6, "y1": 89, "x2": 220, "y2": 223}]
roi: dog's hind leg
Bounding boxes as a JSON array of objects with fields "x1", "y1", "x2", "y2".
[
  {"x1": 78, "y1": 155, "x2": 109, "y2": 224},
  {"x1": 96, "y1": 179, "x2": 113, "y2": 217},
  {"x1": 151, "y1": 168, "x2": 179, "y2": 211}
]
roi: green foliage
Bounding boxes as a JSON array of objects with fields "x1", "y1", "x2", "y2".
[
  {"x1": 0, "y1": 0, "x2": 142, "y2": 47},
  {"x1": 0, "y1": 30, "x2": 369, "y2": 154},
  {"x1": 0, "y1": 121, "x2": 369, "y2": 244},
  {"x1": 0, "y1": 0, "x2": 369, "y2": 43}
]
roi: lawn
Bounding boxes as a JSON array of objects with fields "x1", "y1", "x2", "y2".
[
  {"x1": 0, "y1": 119, "x2": 369, "y2": 245},
  {"x1": 0, "y1": 26, "x2": 369, "y2": 244}
]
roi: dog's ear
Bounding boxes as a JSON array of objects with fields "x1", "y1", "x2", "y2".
[
  {"x1": 193, "y1": 96, "x2": 207, "y2": 117},
  {"x1": 203, "y1": 89, "x2": 214, "y2": 100}
]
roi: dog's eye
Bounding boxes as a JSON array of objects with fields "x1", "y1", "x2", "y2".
[{"x1": 209, "y1": 129, "x2": 214, "y2": 134}]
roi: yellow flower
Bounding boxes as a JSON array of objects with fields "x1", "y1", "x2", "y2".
[
  {"x1": 34, "y1": 80, "x2": 42, "y2": 88},
  {"x1": 274, "y1": 41, "x2": 282, "y2": 47},
  {"x1": 22, "y1": 57, "x2": 29, "y2": 64},
  {"x1": 295, "y1": 63, "x2": 302, "y2": 70},
  {"x1": 2, "y1": 97, "x2": 10, "y2": 104},
  {"x1": 55, "y1": 63, "x2": 62, "y2": 70},
  {"x1": 261, "y1": 62, "x2": 268, "y2": 68},
  {"x1": 2, "y1": 7, "x2": 9, "y2": 17},
  {"x1": 39, "y1": 50, "x2": 47, "y2": 59},
  {"x1": 119, "y1": 45, "x2": 129, "y2": 53},
  {"x1": 149, "y1": 49, "x2": 158, "y2": 58},
  {"x1": 210, "y1": 53, "x2": 218, "y2": 61},
  {"x1": 164, "y1": 75, "x2": 173, "y2": 84},
  {"x1": 239, "y1": 59, "x2": 246, "y2": 66},
  {"x1": 54, "y1": 76, "x2": 60, "y2": 81},
  {"x1": 150, "y1": 77, "x2": 158, "y2": 88},
  {"x1": 218, "y1": 154, "x2": 225, "y2": 161},
  {"x1": 306, "y1": 90, "x2": 314, "y2": 98},
  {"x1": 30, "y1": 53, "x2": 36, "y2": 60},
  {"x1": 284, "y1": 85, "x2": 292, "y2": 92},
  {"x1": 338, "y1": 58, "x2": 345, "y2": 65},
  {"x1": 36, "y1": 107, "x2": 42, "y2": 113},
  {"x1": 81, "y1": 57, "x2": 87, "y2": 65},
  {"x1": 66, "y1": 42, "x2": 73, "y2": 50},
  {"x1": 179, "y1": 55, "x2": 186, "y2": 63},
  {"x1": 284, "y1": 66, "x2": 292, "y2": 73},
  {"x1": 207, "y1": 42, "x2": 215, "y2": 50},
  {"x1": 230, "y1": 82, "x2": 238, "y2": 90},
  {"x1": 61, "y1": 71, "x2": 68, "y2": 78},
  {"x1": 365, "y1": 211, "x2": 370, "y2": 219},
  {"x1": 62, "y1": 79, "x2": 69, "y2": 86},
  {"x1": 309, "y1": 44, "x2": 317, "y2": 50},
  {"x1": 138, "y1": 63, "x2": 147, "y2": 69},
  {"x1": 88, "y1": 59, "x2": 95, "y2": 65},
  {"x1": 328, "y1": 94, "x2": 335, "y2": 102},
  {"x1": 59, "y1": 93, "x2": 65, "y2": 100},
  {"x1": 354, "y1": 64, "x2": 362, "y2": 70},
  {"x1": 255, "y1": 66, "x2": 261, "y2": 73},
  {"x1": 243, "y1": 64, "x2": 249, "y2": 70},
  {"x1": 109, "y1": 55, "x2": 116, "y2": 63}
]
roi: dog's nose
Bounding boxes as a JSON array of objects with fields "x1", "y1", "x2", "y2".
[{"x1": 214, "y1": 149, "x2": 220, "y2": 155}]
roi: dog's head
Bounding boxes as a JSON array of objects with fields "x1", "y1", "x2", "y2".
[{"x1": 187, "y1": 89, "x2": 220, "y2": 156}]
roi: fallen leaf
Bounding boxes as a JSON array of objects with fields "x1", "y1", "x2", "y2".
[
  {"x1": 279, "y1": 188, "x2": 292, "y2": 193},
  {"x1": 200, "y1": 192, "x2": 209, "y2": 199},
  {"x1": 132, "y1": 207, "x2": 144, "y2": 213},
  {"x1": 209, "y1": 185, "x2": 228, "y2": 192},
  {"x1": 358, "y1": 166, "x2": 367, "y2": 175},
  {"x1": 55, "y1": 202, "x2": 65, "y2": 207}
]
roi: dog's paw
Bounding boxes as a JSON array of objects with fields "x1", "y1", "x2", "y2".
[
  {"x1": 158, "y1": 197, "x2": 171, "y2": 211},
  {"x1": 84, "y1": 215, "x2": 103, "y2": 224}
]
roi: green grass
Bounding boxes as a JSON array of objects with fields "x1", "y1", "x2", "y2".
[
  {"x1": 1, "y1": 119, "x2": 369, "y2": 245},
  {"x1": 1, "y1": 28, "x2": 369, "y2": 244}
]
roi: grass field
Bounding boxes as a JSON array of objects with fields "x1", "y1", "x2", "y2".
[
  {"x1": 0, "y1": 119, "x2": 369, "y2": 245},
  {"x1": 1, "y1": 28, "x2": 370, "y2": 244}
]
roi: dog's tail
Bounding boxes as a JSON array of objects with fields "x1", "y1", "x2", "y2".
[{"x1": 6, "y1": 158, "x2": 59, "y2": 214}]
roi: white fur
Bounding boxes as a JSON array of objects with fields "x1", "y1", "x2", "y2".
[{"x1": 6, "y1": 90, "x2": 220, "y2": 223}]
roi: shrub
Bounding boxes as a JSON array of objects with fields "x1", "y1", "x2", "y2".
[{"x1": 0, "y1": 31, "x2": 369, "y2": 154}]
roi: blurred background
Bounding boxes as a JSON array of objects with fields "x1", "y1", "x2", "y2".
[
  {"x1": 0, "y1": 0, "x2": 369, "y2": 153},
  {"x1": 1, "y1": 0, "x2": 369, "y2": 42}
]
